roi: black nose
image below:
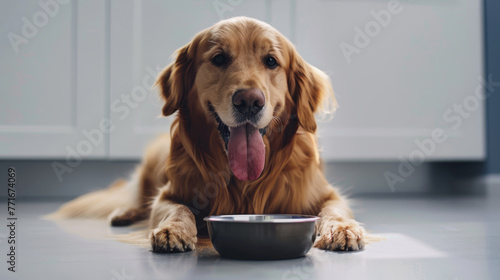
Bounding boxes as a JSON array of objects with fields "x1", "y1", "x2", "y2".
[{"x1": 232, "y1": 89, "x2": 265, "y2": 117}]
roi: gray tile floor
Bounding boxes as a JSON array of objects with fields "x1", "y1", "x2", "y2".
[{"x1": 0, "y1": 196, "x2": 499, "y2": 280}]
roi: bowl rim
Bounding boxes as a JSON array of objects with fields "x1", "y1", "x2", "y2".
[{"x1": 203, "y1": 214, "x2": 320, "y2": 223}]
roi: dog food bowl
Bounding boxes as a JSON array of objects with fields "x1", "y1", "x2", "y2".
[{"x1": 204, "y1": 214, "x2": 319, "y2": 260}]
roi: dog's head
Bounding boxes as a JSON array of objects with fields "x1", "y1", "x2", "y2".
[{"x1": 156, "y1": 17, "x2": 336, "y2": 181}]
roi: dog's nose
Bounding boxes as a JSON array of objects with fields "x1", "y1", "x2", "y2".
[{"x1": 232, "y1": 89, "x2": 265, "y2": 116}]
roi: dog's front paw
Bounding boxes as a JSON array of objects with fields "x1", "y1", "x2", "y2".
[
  {"x1": 150, "y1": 224, "x2": 197, "y2": 253},
  {"x1": 314, "y1": 218, "x2": 366, "y2": 251}
]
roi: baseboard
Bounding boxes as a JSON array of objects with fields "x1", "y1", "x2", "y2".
[
  {"x1": 1, "y1": 160, "x2": 489, "y2": 198},
  {"x1": 484, "y1": 174, "x2": 500, "y2": 197},
  {"x1": 454, "y1": 174, "x2": 500, "y2": 196}
]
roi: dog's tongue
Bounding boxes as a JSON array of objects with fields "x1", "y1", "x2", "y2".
[{"x1": 228, "y1": 124, "x2": 265, "y2": 181}]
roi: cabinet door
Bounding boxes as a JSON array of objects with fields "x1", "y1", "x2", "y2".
[
  {"x1": 0, "y1": 0, "x2": 107, "y2": 158},
  {"x1": 296, "y1": 0, "x2": 485, "y2": 160},
  {"x1": 109, "y1": 0, "x2": 290, "y2": 158}
]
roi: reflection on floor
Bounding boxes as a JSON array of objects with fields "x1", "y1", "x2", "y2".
[{"x1": 0, "y1": 196, "x2": 499, "y2": 280}]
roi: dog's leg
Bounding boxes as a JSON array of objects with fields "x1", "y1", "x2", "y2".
[
  {"x1": 108, "y1": 160, "x2": 162, "y2": 226},
  {"x1": 314, "y1": 196, "x2": 366, "y2": 251},
  {"x1": 148, "y1": 185, "x2": 197, "y2": 253},
  {"x1": 109, "y1": 207, "x2": 150, "y2": 226}
]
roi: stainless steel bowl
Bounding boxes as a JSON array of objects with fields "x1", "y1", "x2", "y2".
[{"x1": 204, "y1": 214, "x2": 319, "y2": 260}]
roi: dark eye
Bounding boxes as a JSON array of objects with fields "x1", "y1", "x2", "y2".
[
  {"x1": 212, "y1": 53, "x2": 228, "y2": 67},
  {"x1": 264, "y1": 56, "x2": 278, "y2": 69}
]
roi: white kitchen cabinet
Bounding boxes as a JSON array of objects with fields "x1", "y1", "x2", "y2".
[
  {"x1": 0, "y1": 0, "x2": 108, "y2": 158},
  {"x1": 296, "y1": 0, "x2": 485, "y2": 160},
  {"x1": 0, "y1": 0, "x2": 485, "y2": 161}
]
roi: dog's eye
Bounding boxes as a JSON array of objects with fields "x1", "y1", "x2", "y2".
[
  {"x1": 264, "y1": 56, "x2": 278, "y2": 69},
  {"x1": 212, "y1": 53, "x2": 228, "y2": 67}
]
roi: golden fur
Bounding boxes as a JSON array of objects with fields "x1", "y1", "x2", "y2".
[{"x1": 52, "y1": 17, "x2": 367, "y2": 252}]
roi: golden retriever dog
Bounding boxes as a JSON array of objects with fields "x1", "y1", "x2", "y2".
[{"x1": 53, "y1": 17, "x2": 367, "y2": 252}]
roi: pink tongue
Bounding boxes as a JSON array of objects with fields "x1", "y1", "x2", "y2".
[{"x1": 228, "y1": 124, "x2": 265, "y2": 181}]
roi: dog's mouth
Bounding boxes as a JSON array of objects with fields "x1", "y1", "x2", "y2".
[{"x1": 209, "y1": 104, "x2": 267, "y2": 181}]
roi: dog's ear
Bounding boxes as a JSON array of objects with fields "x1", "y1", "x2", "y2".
[
  {"x1": 155, "y1": 36, "x2": 201, "y2": 116},
  {"x1": 286, "y1": 43, "x2": 337, "y2": 133}
]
